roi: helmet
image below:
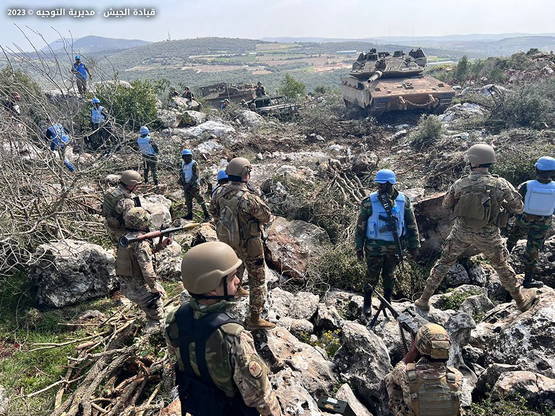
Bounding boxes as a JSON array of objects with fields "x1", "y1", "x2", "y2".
[
  {"x1": 11, "y1": 92, "x2": 20, "y2": 100},
  {"x1": 139, "y1": 126, "x2": 149, "y2": 135},
  {"x1": 181, "y1": 242, "x2": 242, "y2": 295},
  {"x1": 217, "y1": 170, "x2": 228, "y2": 181},
  {"x1": 466, "y1": 143, "x2": 496, "y2": 167},
  {"x1": 535, "y1": 156, "x2": 555, "y2": 172},
  {"x1": 181, "y1": 149, "x2": 193, "y2": 156},
  {"x1": 120, "y1": 170, "x2": 142, "y2": 187},
  {"x1": 374, "y1": 169, "x2": 397, "y2": 184},
  {"x1": 415, "y1": 323, "x2": 451, "y2": 360},
  {"x1": 226, "y1": 157, "x2": 252, "y2": 177},
  {"x1": 91, "y1": 97, "x2": 101, "y2": 104},
  {"x1": 123, "y1": 207, "x2": 151, "y2": 231},
  {"x1": 75, "y1": 55, "x2": 81, "y2": 60}
]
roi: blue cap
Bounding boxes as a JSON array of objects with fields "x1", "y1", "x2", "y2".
[
  {"x1": 181, "y1": 149, "x2": 192, "y2": 156},
  {"x1": 217, "y1": 170, "x2": 228, "y2": 181},
  {"x1": 139, "y1": 126, "x2": 149, "y2": 135},
  {"x1": 91, "y1": 97, "x2": 100, "y2": 104},
  {"x1": 535, "y1": 156, "x2": 555, "y2": 171},
  {"x1": 75, "y1": 55, "x2": 81, "y2": 60},
  {"x1": 61, "y1": 135, "x2": 70, "y2": 144},
  {"x1": 374, "y1": 169, "x2": 397, "y2": 184}
]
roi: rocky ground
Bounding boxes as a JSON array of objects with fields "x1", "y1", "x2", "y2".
[{"x1": 0, "y1": 55, "x2": 554, "y2": 416}]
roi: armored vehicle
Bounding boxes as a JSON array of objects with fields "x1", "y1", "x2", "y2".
[
  {"x1": 199, "y1": 82, "x2": 256, "y2": 107},
  {"x1": 342, "y1": 48, "x2": 455, "y2": 115},
  {"x1": 245, "y1": 96, "x2": 299, "y2": 120}
]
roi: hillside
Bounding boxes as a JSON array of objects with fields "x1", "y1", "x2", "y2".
[{"x1": 43, "y1": 35, "x2": 149, "y2": 55}]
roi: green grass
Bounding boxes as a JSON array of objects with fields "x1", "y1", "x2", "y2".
[{"x1": 438, "y1": 287, "x2": 483, "y2": 311}]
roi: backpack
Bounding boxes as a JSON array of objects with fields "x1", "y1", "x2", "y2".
[
  {"x1": 453, "y1": 177, "x2": 505, "y2": 228},
  {"x1": 216, "y1": 189, "x2": 245, "y2": 248}
]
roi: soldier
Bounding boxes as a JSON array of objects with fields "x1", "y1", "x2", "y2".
[
  {"x1": 45, "y1": 124, "x2": 75, "y2": 172},
  {"x1": 385, "y1": 323, "x2": 463, "y2": 416},
  {"x1": 71, "y1": 55, "x2": 91, "y2": 96},
  {"x1": 210, "y1": 157, "x2": 275, "y2": 330},
  {"x1": 415, "y1": 144, "x2": 536, "y2": 312},
  {"x1": 164, "y1": 241, "x2": 282, "y2": 416},
  {"x1": 507, "y1": 156, "x2": 555, "y2": 288},
  {"x1": 179, "y1": 149, "x2": 210, "y2": 221},
  {"x1": 255, "y1": 82, "x2": 266, "y2": 98},
  {"x1": 212, "y1": 169, "x2": 229, "y2": 198},
  {"x1": 89, "y1": 97, "x2": 109, "y2": 150},
  {"x1": 355, "y1": 169, "x2": 420, "y2": 317},
  {"x1": 137, "y1": 126, "x2": 159, "y2": 185},
  {"x1": 116, "y1": 207, "x2": 169, "y2": 331},
  {"x1": 102, "y1": 170, "x2": 142, "y2": 244},
  {"x1": 182, "y1": 86, "x2": 194, "y2": 103}
]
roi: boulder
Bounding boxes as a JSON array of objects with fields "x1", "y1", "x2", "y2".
[
  {"x1": 154, "y1": 241, "x2": 183, "y2": 281},
  {"x1": 510, "y1": 236, "x2": 555, "y2": 287},
  {"x1": 180, "y1": 110, "x2": 207, "y2": 127},
  {"x1": 265, "y1": 217, "x2": 331, "y2": 280},
  {"x1": 238, "y1": 110, "x2": 265, "y2": 127},
  {"x1": 335, "y1": 383, "x2": 374, "y2": 416},
  {"x1": 268, "y1": 287, "x2": 319, "y2": 321},
  {"x1": 314, "y1": 303, "x2": 343, "y2": 333},
  {"x1": 443, "y1": 264, "x2": 471, "y2": 288},
  {"x1": 194, "y1": 139, "x2": 224, "y2": 156},
  {"x1": 475, "y1": 363, "x2": 520, "y2": 397},
  {"x1": 0, "y1": 385, "x2": 7, "y2": 416},
  {"x1": 430, "y1": 285, "x2": 487, "y2": 311},
  {"x1": 439, "y1": 103, "x2": 486, "y2": 124},
  {"x1": 170, "y1": 97, "x2": 201, "y2": 112},
  {"x1": 272, "y1": 368, "x2": 322, "y2": 416},
  {"x1": 322, "y1": 290, "x2": 364, "y2": 322},
  {"x1": 157, "y1": 109, "x2": 181, "y2": 128},
  {"x1": 277, "y1": 317, "x2": 314, "y2": 338},
  {"x1": 182, "y1": 120, "x2": 236, "y2": 140},
  {"x1": 351, "y1": 152, "x2": 379, "y2": 175},
  {"x1": 470, "y1": 286, "x2": 555, "y2": 378},
  {"x1": 493, "y1": 371, "x2": 555, "y2": 409},
  {"x1": 459, "y1": 294, "x2": 495, "y2": 319},
  {"x1": 141, "y1": 194, "x2": 172, "y2": 228},
  {"x1": 412, "y1": 192, "x2": 453, "y2": 257},
  {"x1": 30, "y1": 239, "x2": 116, "y2": 308},
  {"x1": 334, "y1": 321, "x2": 392, "y2": 416}
]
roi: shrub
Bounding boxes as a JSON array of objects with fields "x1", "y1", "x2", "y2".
[
  {"x1": 313, "y1": 85, "x2": 328, "y2": 95},
  {"x1": 410, "y1": 114, "x2": 444, "y2": 150},
  {"x1": 455, "y1": 56, "x2": 470, "y2": 81},
  {"x1": 469, "y1": 395, "x2": 547, "y2": 416},
  {"x1": 492, "y1": 143, "x2": 553, "y2": 187},
  {"x1": 438, "y1": 288, "x2": 482, "y2": 311},
  {"x1": 279, "y1": 74, "x2": 306, "y2": 100}
]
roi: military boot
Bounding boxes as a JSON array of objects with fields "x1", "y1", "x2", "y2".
[
  {"x1": 362, "y1": 288, "x2": 373, "y2": 317},
  {"x1": 236, "y1": 286, "x2": 250, "y2": 297},
  {"x1": 414, "y1": 287, "x2": 434, "y2": 311},
  {"x1": 522, "y1": 269, "x2": 544, "y2": 289},
  {"x1": 511, "y1": 287, "x2": 538, "y2": 312},
  {"x1": 247, "y1": 312, "x2": 276, "y2": 330}
]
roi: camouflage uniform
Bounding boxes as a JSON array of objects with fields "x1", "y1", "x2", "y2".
[
  {"x1": 210, "y1": 182, "x2": 272, "y2": 319},
  {"x1": 164, "y1": 299, "x2": 282, "y2": 415},
  {"x1": 355, "y1": 189, "x2": 420, "y2": 294},
  {"x1": 179, "y1": 160, "x2": 209, "y2": 218},
  {"x1": 423, "y1": 172, "x2": 523, "y2": 297},
  {"x1": 101, "y1": 184, "x2": 136, "y2": 243},
  {"x1": 116, "y1": 234, "x2": 164, "y2": 321},
  {"x1": 506, "y1": 181, "x2": 553, "y2": 276},
  {"x1": 385, "y1": 359, "x2": 463, "y2": 416}
]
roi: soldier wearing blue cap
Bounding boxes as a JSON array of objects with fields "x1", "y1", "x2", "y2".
[
  {"x1": 212, "y1": 170, "x2": 229, "y2": 198},
  {"x1": 71, "y1": 55, "x2": 91, "y2": 96},
  {"x1": 355, "y1": 169, "x2": 420, "y2": 318},
  {"x1": 137, "y1": 126, "x2": 159, "y2": 185},
  {"x1": 507, "y1": 156, "x2": 555, "y2": 288},
  {"x1": 89, "y1": 97, "x2": 109, "y2": 150},
  {"x1": 179, "y1": 149, "x2": 210, "y2": 221}
]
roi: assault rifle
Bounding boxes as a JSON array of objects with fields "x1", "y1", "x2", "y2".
[{"x1": 119, "y1": 223, "x2": 200, "y2": 248}]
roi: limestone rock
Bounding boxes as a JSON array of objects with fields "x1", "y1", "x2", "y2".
[
  {"x1": 460, "y1": 294, "x2": 495, "y2": 319},
  {"x1": 268, "y1": 287, "x2": 319, "y2": 321},
  {"x1": 493, "y1": 371, "x2": 555, "y2": 409},
  {"x1": 322, "y1": 290, "x2": 364, "y2": 322},
  {"x1": 412, "y1": 192, "x2": 453, "y2": 257},
  {"x1": 335, "y1": 383, "x2": 374, "y2": 416},
  {"x1": 439, "y1": 103, "x2": 486, "y2": 124},
  {"x1": 154, "y1": 241, "x2": 183, "y2": 281},
  {"x1": 265, "y1": 216, "x2": 331, "y2": 280},
  {"x1": 30, "y1": 239, "x2": 116, "y2": 308},
  {"x1": 314, "y1": 303, "x2": 343, "y2": 333},
  {"x1": 182, "y1": 120, "x2": 235, "y2": 140},
  {"x1": 0, "y1": 385, "x2": 8, "y2": 416},
  {"x1": 141, "y1": 194, "x2": 172, "y2": 228},
  {"x1": 157, "y1": 109, "x2": 180, "y2": 128},
  {"x1": 238, "y1": 110, "x2": 265, "y2": 127},
  {"x1": 510, "y1": 236, "x2": 555, "y2": 287},
  {"x1": 180, "y1": 110, "x2": 207, "y2": 127},
  {"x1": 475, "y1": 363, "x2": 520, "y2": 397},
  {"x1": 277, "y1": 317, "x2": 314, "y2": 338}
]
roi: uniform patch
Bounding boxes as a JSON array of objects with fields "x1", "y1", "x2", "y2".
[{"x1": 248, "y1": 360, "x2": 263, "y2": 378}]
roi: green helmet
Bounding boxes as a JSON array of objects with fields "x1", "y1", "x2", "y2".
[
  {"x1": 120, "y1": 170, "x2": 142, "y2": 187},
  {"x1": 415, "y1": 323, "x2": 451, "y2": 360},
  {"x1": 123, "y1": 207, "x2": 151, "y2": 231},
  {"x1": 181, "y1": 242, "x2": 242, "y2": 296},
  {"x1": 466, "y1": 143, "x2": 496, "y2": 167}
]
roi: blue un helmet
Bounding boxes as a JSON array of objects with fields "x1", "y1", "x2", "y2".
[
  {"x1": 217, "y1": 170, "x2": 228, "y2": 181},
  {"x1": 91, "y1": 97, "x2": 101, "y2": 104},
  {"x1": 535, "y1": 156, "x2": 555, "y2": 172},
  {"x1": 139, "y1": 126, "x2": 149, "y2": 135},
  {"x1": 181, "y1": 149, "x2": 193, "y2": 156},
  {"x1": 75, "y1": 55, "x2": 81, "y2": 60},
  {"x1": 374, "y1": 169, "x2": 397, "y2": 184}
]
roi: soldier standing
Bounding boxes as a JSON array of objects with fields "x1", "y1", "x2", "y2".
[
  {"x1": 415, "y1": 144, "x2": 536, "y2": 312},
  {"x1": 165, "y1": 241, "x2": 282, "y2": 416},
  {"x1": 137, "y1": 126, "x2": 159, "y2": 185},
  {"x1": 507, "y1": 156, "x2": 555, "y2": 288},
  {"x1": 71, "y1": 55, "x2": 91, "y2": 96},
  {"x1": 355, "y1": 169, "x2": 420, "y2": 317},
  {"x1": 102, "y1": 170, "x2": 142, "y2": 244},
  {"x1": 89, "y1": 97, "x2": 109, "y2": 150},
  {"x1": 255, "y1": 82, "x2": 266, "y2": 97},
  {"x1": 385, "y1": 323, "x2": 463, "y2": 416},
  {"x1": 212, "y1": 169, "x2": 229, "y2": 198},
  {"x1": 210, "y1": 157, "x2": 275, "y2": 330},
  {"x1": 179, "y1": 149, "x2": 210, "y2": 221},
  {"x1": 116, "y1": 207, "x2": 169, "y2": 332}
]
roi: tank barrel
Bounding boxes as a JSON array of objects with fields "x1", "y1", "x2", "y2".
[{"x1": 368, "y1": 71, "x2": 383, "y2": 82}]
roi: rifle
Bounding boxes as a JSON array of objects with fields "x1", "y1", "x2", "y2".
[{"x1": 118, "y1": 223, "x2": 200, "y2": 248}]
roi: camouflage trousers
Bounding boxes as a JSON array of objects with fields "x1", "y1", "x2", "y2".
[
  {"x1": 235, "y1": 237, "x2": 267, "y2": 318},
  {"x1": 118, "y1": 274, "x2": 164, "y2": 321},
  {"x1": 385, "y1": 372, "x2": 414, "y2": 416},
  {"x1": 364, "y1": 245, "x2": 400, "y2": 293},
  {"x1": 506, "y1": 213, "x2": 552, "y2": 275},
  {"x1": 424, "y1": 223, "x2": 519, "y2": 296},
  {"x1": 182, "y1": 183, "x2": 207, "y2": 215},
  {"x1": 76, "y1": 77, "x2": 87, "y2": 95},
  {"x1": 142, "y1": 156, "x2": 158, "y2": 185}
]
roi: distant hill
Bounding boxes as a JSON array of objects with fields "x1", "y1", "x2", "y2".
[{"x1": 43, "y1": 35, "x2": 149, "y2": 55}]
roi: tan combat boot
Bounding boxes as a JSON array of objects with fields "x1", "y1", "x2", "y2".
[
  {"x1": 247, "y1": 312, "x2": 276, "y2": 330},
  {"x1": 511, "y1": 287, "x2": 538, "y2": 312},
  {"x1": 236, "y1": 286, "x2": 250, "y2": 297},
  {"x1": 414, "y1": 286, "x2": 435, "y2": 311}
]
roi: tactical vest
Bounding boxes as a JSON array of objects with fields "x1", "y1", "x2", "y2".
[
  {"x1": 216, "y1": 187, "x2": 246, "y2": 248},
  {"x1": 91, "y1": 106, "x2": 105, "y2": 124},
  {"x1": 181, "y1": 160, "x2": 196, "y2": 184},
  {"x1": 366, "y1": 192, "x2": 406, "y2": 242},
  {"x1": 137, "y1": 135, "x2": 155, "y2": 156},
  {"x1": 524, "y1": 180, "x2": 555, "y2": 217},
  {"x1": 406, "y1": 362, "x2": 460, "y2": 416},
  {"x1": 73, "y1": 63, "x2": 88, "y2": 80},
  {"x1": 102, "y1": 186, "x2": 128, "y2": 229},
  {"x1": 174, "y1": 304, "x2": 258, "y2": 416},
  {"x1": 453, "y1": 175, "x2": 505, "y2": 228}
]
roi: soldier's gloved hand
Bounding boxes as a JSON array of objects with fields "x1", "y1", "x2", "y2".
[{"x1": 356, "y1": 250, "x2": 364, "y2": 261}]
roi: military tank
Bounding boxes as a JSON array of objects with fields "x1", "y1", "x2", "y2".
[{"x1": 341, "y1": 48, "x2": 455, "y2": 115}]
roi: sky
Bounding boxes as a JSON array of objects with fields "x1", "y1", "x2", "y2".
[{"x1": 1, "y1": 0, "x2": 554, "y2": 47}]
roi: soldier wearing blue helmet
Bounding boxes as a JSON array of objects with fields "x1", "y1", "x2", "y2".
[
  {"x1": 179, "y1": 149, "x2": 210, "y2": 221},
  {"x1": 89, "y1": 97, "x2": 109, "y2": 150},
  {"x1": 71, "y1": 55, "x2": 91, "y2": 96},
  {"x1": 137, "y1": 126, "x2": 159, "y2": 185},
  {"x1": 212, "y1": 169, "x2": 229, "y2": 198}
]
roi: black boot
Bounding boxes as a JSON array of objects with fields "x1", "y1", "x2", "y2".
[
  {"x1": 523, "y1": 269, "x2": 543, "y2": 289},
  {"x1": 183, "y1": 211, "x2": 193, "y2": 220},
  {"x1": 363, "y1": 288, "x2": 372, "y2": 317}
]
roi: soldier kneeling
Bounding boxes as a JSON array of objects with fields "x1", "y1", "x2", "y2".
[
  {"x1": 385, "y1": 323, "x2": 463, "y2": 416},
  {"x1": 164, "y1": 242, "x2": 282, "y2": 416}
]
